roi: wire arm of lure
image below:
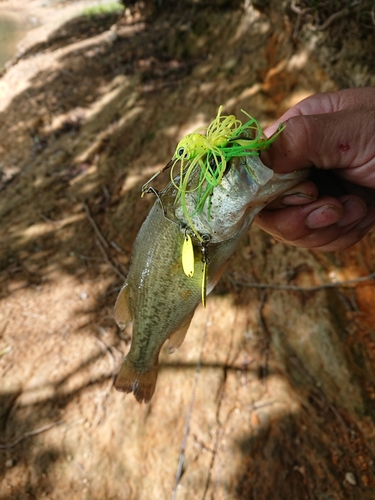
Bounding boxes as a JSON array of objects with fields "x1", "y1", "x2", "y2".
[
  {"x1": 144, "y1": 185, "x2": 181, "y2": 229},
  {"x1": 141, "y1": 159, "x2": 174, "y2": 197},
  {"x1": 199, "y1": 234, "x2": 210, "y2": 307}
]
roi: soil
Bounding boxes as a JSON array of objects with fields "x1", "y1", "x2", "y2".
[{"x1": 1, "y1": 1, "x2": 375, "y2": 499}]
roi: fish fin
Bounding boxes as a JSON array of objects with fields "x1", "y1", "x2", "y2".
[
  {"x1": 114, "y1": 284, "x2": 131, "y2": 329},
  {"x1": 115, "y1": 357, "x2": 158, "y2": 404},
  {"x1": 168, "y1": 316, "x2": 193, "y2": 354}
]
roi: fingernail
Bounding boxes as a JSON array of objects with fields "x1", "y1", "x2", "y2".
[
  {"x1": 282, "y1": 192, "x2": 317, "y2": 205},
  {"x1": 337, "y1": 198, "x2": 367, "y2": 228},
  {"x1": 305, "y1": 205, "x2": 343, "y2": 229}
]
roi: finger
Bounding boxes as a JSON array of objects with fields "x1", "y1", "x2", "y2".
[
  {"x1": 304, "y1": 225, "x2": 373, "y2": 252},
  {"x1": 265, "y1": 180, "x2": 318, "y2": 210},
  {"x1": 263, "y1": 91, "x2": 339, "y2": 137},
  {"x1": 255, "y1": 196, "x2": 345, "y2": 243},
  {"x1": 261, "y1": 91, "x2": 375, "y2": 186},
  {"x1": 303, "y1": 199, "x2": 375, "y2": 251},
  {"x1": 261, "y1": 111, "x2": 362, "y2": 173},
  {"x1": 254, "y1": 195, "x2": 370, "y2": 250},
  {"x1": 296, "y1": 208, "x2": 375, "y2": 251},
  {"x1": 263, "y1": 88, "x2": 375, "y2": 138},
  {"x1": 293, "y1": 197, "x2": 369, "y2": 250}
]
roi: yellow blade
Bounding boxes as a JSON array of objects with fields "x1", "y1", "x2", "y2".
[
  {"x1": 182, "y1": 234, "x2": 195, "y2": 278},
  {"x1": 201, "y1": 261, "x2": 207, "y2": 308}
]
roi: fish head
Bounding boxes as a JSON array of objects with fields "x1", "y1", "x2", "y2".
[{"x1": 171, "y1": 155, "x2": 310, "y2": 243}]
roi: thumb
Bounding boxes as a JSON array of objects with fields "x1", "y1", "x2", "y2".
[{"x1": 261, "y1": 109, "x2": 369, "y2": 175}]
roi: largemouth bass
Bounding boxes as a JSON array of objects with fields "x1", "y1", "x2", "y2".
[{"x1": 114, "y1": 154, "x2": 308, "y2": 403}]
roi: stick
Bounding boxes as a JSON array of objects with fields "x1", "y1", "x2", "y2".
[
  {"x1": 91, "y1": 337, "x2": 117, "y2": 428},
  {"x1": 0, "y1": 420, "x2": 65, "y2": 450},
  {"x1": 228, "y1": 272, "x2": 375, "y2": 292},
  {"x1": 83, "y1": 201, "x2": 109, "y2": 249},
  {"x1": 313, "y1": 7, "x2": 350, "y2": 31},
  {"x1": 95, "y1": 239, "x2": 127, "y2": 281},
  {"x1": 83, "y1": 201, "x2": 127, "y2": 281}
]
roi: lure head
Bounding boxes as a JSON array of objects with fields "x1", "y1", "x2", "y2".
[{"x1": 174, "y1": 133, "x2": 208, "y2": 161}]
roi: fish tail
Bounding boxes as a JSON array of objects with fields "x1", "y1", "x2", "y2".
[{"x1": 114, "y1": 357, "x2": 158, "y2": 404}]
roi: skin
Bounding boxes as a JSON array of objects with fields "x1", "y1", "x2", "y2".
[{"x1": 255, "y1": 87, "x2": 375, "y2": 251}]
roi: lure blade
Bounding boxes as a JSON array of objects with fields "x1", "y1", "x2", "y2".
[
  {"x1": 182, "y1": 234, "x2": 194, "y2": 278},
  {"x1": 201, "y1": 261, "x2": 207, "y2": 308}
]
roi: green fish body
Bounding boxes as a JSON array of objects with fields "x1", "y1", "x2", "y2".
[{"x1": 114, "y1": 156, "x2": 308, "y2": 402}]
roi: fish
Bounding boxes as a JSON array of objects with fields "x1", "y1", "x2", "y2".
[{"x1": 114, "y1": 153, "x2": 309, "y2": 403}]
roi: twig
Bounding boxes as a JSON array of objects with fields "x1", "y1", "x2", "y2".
[
  {"x1": 313, "y1": 1, "x2": 360, "y2": 31},
  {"x1": 99, "y1": 286, "x2": 122, "y2": 299},
  {"x1": 95, "y1": 239, "x2": 126, "y2": 281},
  {"x1": 112, "y1": 255, "x2": 128, "y2": 277},
  {"x1": 0, "y1": 265, "x2": 22, "y2": 277},
  {"x1": 228, "y1": 272, "x2": 375, "y2": 292},
  {"x1": 83, "y1": 201, "x2": 109, "y2": 249},
  {"x1": 0, "y1": 420, "x2": 65, "y2": 450},
  {"x1": 312, "y1": 7, "x2": 350, "y2": 31},
  {"x1": 172, "y1": 307, "x2": 210, "y2": 500},
  {"x1": 83, "y1": 201, "x2": 126, "y2": 280},
  {"x1": 290, "y1": 0, "x2": 313, "y2": 38},
  {"x1": 91, "y1": 337, "x2": 117, "y2": 428},
  {"x1": 246, "y1": 400, "x2": 278, "y2": 412},
  {"x1": 39, "y1": 212, "x2": 56, "y2": 224},
  {"x1": 290, "y1": 1, "x2": 311, "y2": 16},
  {"x1": 78, "y1": 254, "x2": 106, "y2": 262},
  {"x1": 110, "y1": 240, "x2": 125, "y2": 253}
]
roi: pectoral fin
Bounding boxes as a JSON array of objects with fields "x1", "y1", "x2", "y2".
[
  {"x1": 115, "y1": 356, "x2": 158, "y2": 404},
  {"x1": 114, "y1": 284, "x2": 132, "y2": 329},
  {"x1": 168, "y1": 314, "x2": 194, "y2": 354}
]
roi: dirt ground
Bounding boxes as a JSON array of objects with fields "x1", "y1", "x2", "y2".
[{"x1": 1, "y1": 1, "x2": 375, "y2": 499}]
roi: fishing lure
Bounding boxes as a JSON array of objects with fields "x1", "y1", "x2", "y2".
[{"x1": 142, "y1": 106, "x2": 284, "y2": 305}]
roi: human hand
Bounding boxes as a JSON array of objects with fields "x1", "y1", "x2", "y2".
[{"x1": 256, "y1": 87, "x2": 375, "y2": 251}]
